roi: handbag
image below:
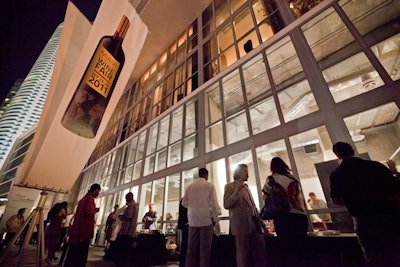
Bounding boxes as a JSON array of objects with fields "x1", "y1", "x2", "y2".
[{"x1": 260, "y1": 176, "x2": 290, "y2": 220}]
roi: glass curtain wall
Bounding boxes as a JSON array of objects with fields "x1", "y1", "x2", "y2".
[{"x1": 73, "y1": 0, "x2": 400, "y2": 245}]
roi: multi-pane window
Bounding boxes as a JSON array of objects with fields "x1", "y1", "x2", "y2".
[{"x1": 78, "y1": 0, "x2": 400, "y2": 240}]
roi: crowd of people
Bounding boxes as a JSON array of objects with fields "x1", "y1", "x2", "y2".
[{"x1": 1, "y1": 141, "x2": 399, "y2": 267}]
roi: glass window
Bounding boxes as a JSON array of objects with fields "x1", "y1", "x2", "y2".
[
  {"x1": 144, "y1": 155, "x2": 155, "y2": 176},
  {"x1": 204, "y1": 60, "x2": 219, "y2": 82},
  {"x1": 217, "y1": 24, "x2": 235, "y2": 53},
  {"x1": 164, "y1": 174, "x2": 180, "y2": 234},
  {"x1": 220, "y1": 45, "x2": 237, "y2": 71},
  {"x1": 216, "y1": 0, "x2": 230, "y2": 27},
  {"x1": 225, "y1": 110, "x2": 249, "y2": 144},
  {"x1": 127, "y1": 137, "x2": 138, "y2": 165},
  {"x1": 177, "y1": 46, "x2": 186, "y2": 64},
  {"x1": 289, "y1": 0, "x2": 324, "y2": 18},
  {"x1": 206, "y1": 122, "x2": 224, "y2": 153},
  {"x1": 206, "y1": 158, "x2": 228, "y2": 233},
  {"x1": 230, "y1": 0, "x2": 246, "y2": 14},
  {"x1": 301, "y1": 7, "x2": 386, "y2": 102},
  {"x1": 186, "y1": 52, "x2": 197, "y2": 80},
  {"x1": 249, "y1": 96, "x2": 280, "y2": 134},
  {"x1": 178, "y1": 31, "x2": 187, "y2": 48},
  {"x1": 153, "y1": 85, "x2": 163, "y2": 119},
  {"x1": 222, "y1": 70, "x2": 244, "y2": 117},
  {"x1": 159, "y1": 51, "x2": 167, "y2": 66},
  {"x1": 132, "y1": 161, "x2": 142, "y2": 180},
  {"x1": 124, "y1": 166, "x2": 132, "y2": 184},
  {"x1": 322, "y1": 53, "x2": 384, "y2": 102},
  {"x1": 185, "y1": 98, "x2": 198, "y2": 136},
  {"x1": 202, "y1": 4, "x2": 214, "y2": 38},
  {"x1": 168, "y1": 142, "x2": 182, "y2": 167},
  {"x1": 173, "y1": 86, "x2": 185, "y2": 106},
  {"x1": 183, "y1": 134, "x2": 198, "y2": 161},
  {"x1": 255, "y1": 139, "x2": 287, "y2": 181},
  {"x1": 266, "y1": 36, "x2": 305, "y2": 90},
  {"x1": 182, "y1": 167, "x2": 198, "y2": 193},
  {"x1": 161, "y1": 94, "x2": 173, "y2": 113},
  {"x1": 136, "y1": 132, "x2": 146, "y2": 161},
  {"x1": 371, "y1": 34, "x2": 400, "y2": 81},
  {"x1": 205, "y1": 83, "x2": 222, "y2": 126},
  {"x1": 340, "y1": 0, "x2": 400, "y2": 36},
  {"x1": 242, "y1": 54, "x2": 271, "y2": 103},
  {"x1": 169, "y1": 41, "x2": 177, "y2": 56},
  {"x1": 233, "y1": 9, "x2": 254, "y2": 41},
  {"x1": 170, "y1": 107, "x2": 183, "y2": 144},
  {"x1": 252, "y1": 0, "x2": 267, "y2": 24},
  {"x1": 155, "y1": 148, "x2": 167, "y2": 172},
  {"x1": 289, "y1": 126, "x2": 334, "y2": 180},
  {"x1": 277, "y1": 79, "x2": 318, "y2": 122},
  {"x1": 203, "y1": 37, "x2": 218, "y2": 64},
  {"x1": 175, "y1": 64, "x2": 185, "y2": 88},
  {"x1": 153, "y1": 178, "x2": 165, "y2": 230},
  {"x1": 139, "y1": 181, "x2": 153, "y2": 229},
  {"x1": 188, "y1": 34, "x2": 198, "y2": 53},
  {"x1": 158, "y1": 116, "x2": 170, "y2": 150},
  {"x1": 147, "y1": 123, "x2": 158, "y2": 156},
  {"x1": 238, "y1": 30, "x2": 259, "y2": 58},
  {"x1": 157, "y1": 65, "x2": 166, "y2": 81},
  {"x1": 289, "y1": 126, "x2": 337, "y2": 232},
  {"x1": 343, "y1": 102, "x2": 400, "y2": 162},
  {"x1": 108, "y1": 152, "x2": 116, "y2": 176}
]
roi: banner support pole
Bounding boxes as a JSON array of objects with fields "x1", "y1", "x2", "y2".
[{"x1": 0, "y1": 190, "x2": 48, "y2": 266}]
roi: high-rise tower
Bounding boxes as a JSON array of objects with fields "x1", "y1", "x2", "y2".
[{"x1": 0, "y1": 24, "x2": 63, "y2": 169}]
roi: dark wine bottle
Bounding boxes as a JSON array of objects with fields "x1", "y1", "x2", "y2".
[{"x1": 61, "y1": 15, "x2": 130, "y2": 138}]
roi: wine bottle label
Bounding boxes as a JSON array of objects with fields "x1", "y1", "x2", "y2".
[{"x1": 83, "y1": 46, "x2": 120, "y2": 98}]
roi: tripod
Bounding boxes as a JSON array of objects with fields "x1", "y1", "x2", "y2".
[{"x1": 0, "y1": 191, "x2": 48, "y2": 266}]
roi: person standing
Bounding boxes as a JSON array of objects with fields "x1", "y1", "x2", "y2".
[
  {"x1": 182, "y1": 168, "x2": 220, "y2": 267},
  {"x1": 177, "y1": 198, "x2": 188, "y2": 267},
  {"x1": 113, "y1": 192, "x2": 139, "y2": 267},
  {"x1": 3, "y1": 208, "x2": 25, "y2": 248},
  {"x1": 330, "y1": 142, "x2": 400, "y2": 266},
  {"x1": 64, "y1": 183, "x2": 101, "y2": 267},
  {"x1": 224, "y1": 164, "x2": 267, "y2": 267},
  {"x1": 262, "y1": 157, "x2": 308, "y2": 239},
  {"x1": 45, "y1": 201, "x2": 67, "y2": 264},
  {"x1": 262, "y1": 157, "x2": 308, "y2": 265},
  {"x1": 142, "y1": 203, "x2": 158, "y2": 230},
  {"x1": 104, "y1": 204, "x2": 119, "y2": 251},
  {"x1": 56, "y1": 209, "x2": 73, "y2": 252}
]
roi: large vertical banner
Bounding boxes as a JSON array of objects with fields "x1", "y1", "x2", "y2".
[{"x1": 15, "y1": 0, "x2": 148, "y2": 191}]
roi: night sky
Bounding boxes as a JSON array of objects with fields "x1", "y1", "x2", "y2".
[{"x1": 0, "y1": 0, "x2": 101, "y2": 103}]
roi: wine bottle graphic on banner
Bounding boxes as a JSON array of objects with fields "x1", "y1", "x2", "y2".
[{"x1": 61, "y1": 15, "x2": 130, "y2": 138}]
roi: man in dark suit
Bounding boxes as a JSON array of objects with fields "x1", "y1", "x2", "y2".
[
  {"x1": 224, "y1": 164, "x2": 267, "y2": 267},
  {"x1": 330, "y1": 142, "x2": 400, "y2": 266}
]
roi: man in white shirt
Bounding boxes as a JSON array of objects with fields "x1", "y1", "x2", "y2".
[{"x1": 182, "y1": 168, "x2": 220, "y2": 267}]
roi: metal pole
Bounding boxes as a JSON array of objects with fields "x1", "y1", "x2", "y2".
[
  {"x1": 0, "y1": 190, "x2": 48, "y2": 266},
  {"x1": 0, "y1": 210, "x2": 35, "y2": 263}
]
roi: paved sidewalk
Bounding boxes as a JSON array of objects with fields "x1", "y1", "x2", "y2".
[{"x1": 0, "y1": 244, "x2": 178, "y2": 266}]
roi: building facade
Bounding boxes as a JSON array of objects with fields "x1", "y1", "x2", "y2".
[
  {"x1": 0, "y1": 24, "x2": 63, "y2": 170},
  {"x1": 0, "y1": 79, "x2": 23, "y2": 120},
  {"x1": 69, "y1": 0, "x2": 398, "y2": 245}
]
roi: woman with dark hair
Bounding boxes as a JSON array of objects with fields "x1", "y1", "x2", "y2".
[
  {"x1": 263, "y1": 157, "x2": 308, "y2": 238},
  {"x1": 262, "y1": 157, "x2": 308, "y2": 264},
  {"x1": 45, "y1": 201, "x2": 68, "y2": 264}
]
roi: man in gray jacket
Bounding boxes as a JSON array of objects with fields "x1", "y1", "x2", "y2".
[{"x1": 224, "y1": 164, "x2": 267, "y2": 267}]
